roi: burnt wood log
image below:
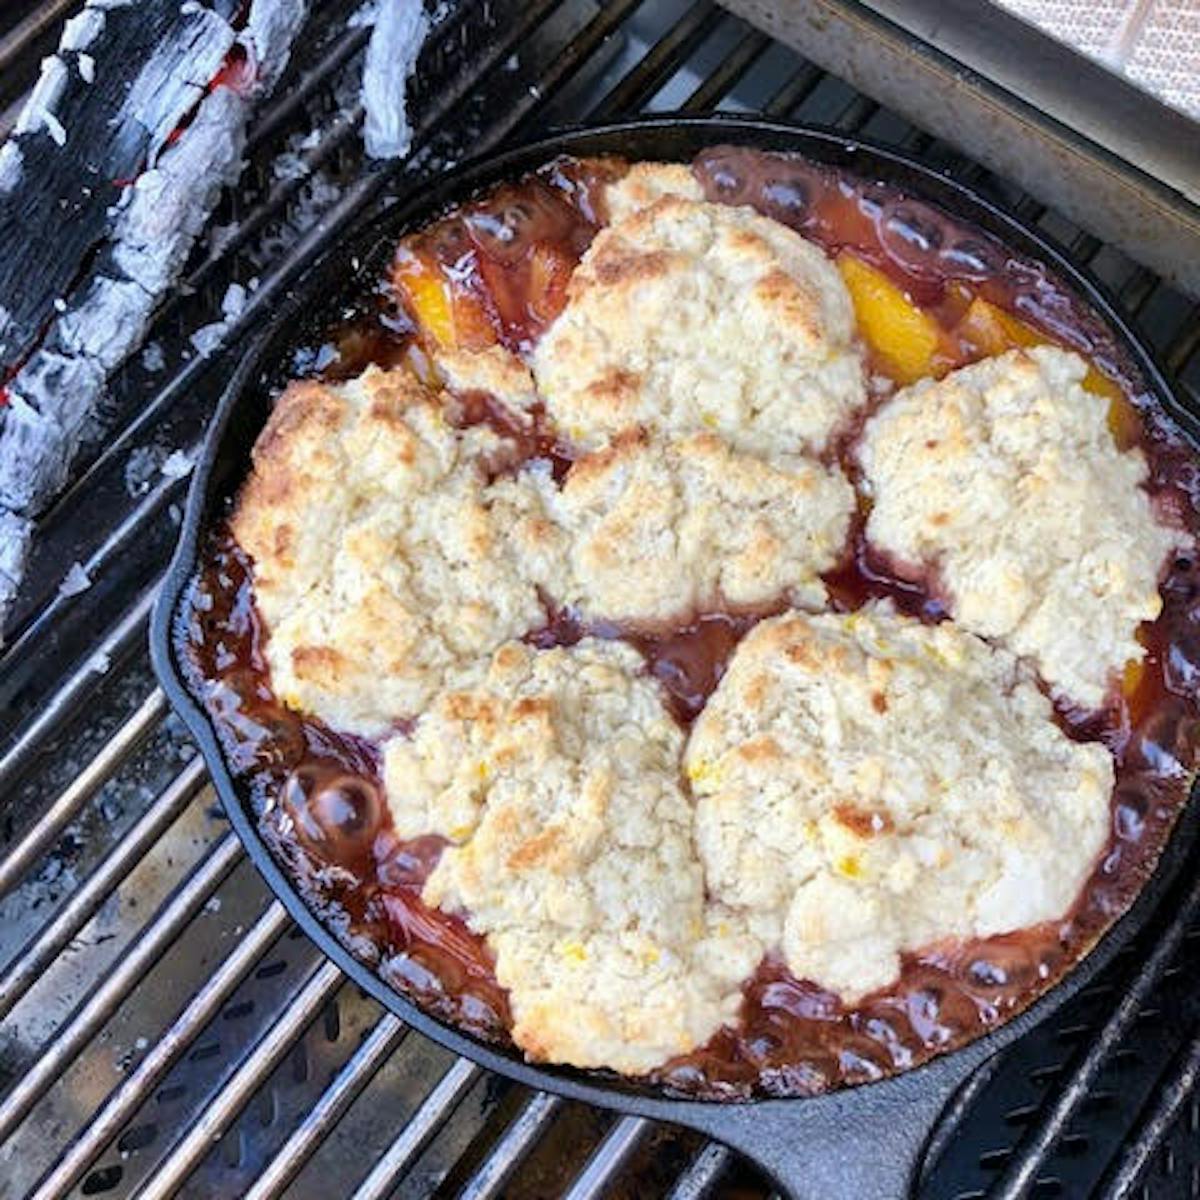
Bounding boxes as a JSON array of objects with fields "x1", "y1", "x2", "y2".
[{"x1": 0, "y1": 0, "x2": 309, "y2": 629}]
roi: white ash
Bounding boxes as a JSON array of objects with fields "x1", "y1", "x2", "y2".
[
  {"x1": 87, "y1": 649, "x2": 112, "y2": 674},
  {"x1": 169, "y1": 502, "x2": 183, "y2": 525},
  {"x1": 271, "y1": 127, "x2": 321, "y2": 181},
  {"x1": 78, "y1": 54, "x2": 96, "y2": 84},
  {"x1": 56, "y1": 276, "x2": 152, "y2": 372},
  {"x1": 113, "y1": 87, "x2": 248, "y2": 294},
  {"x1": 14, "y1": 56, "x2": 69, "y2": 140},
  {"x1": 349, "y1": 1, "x2": 380, "y2": 27},
  {"x1": 362, "y1": 0, "x2": 430, "y2": 159},
  {"x1": 43, "y1": 111, "x2": 68, "y2": 148},
  {"x1": 221, "y1": 281, "x2": 248, "y2": 320},
  {"x1": 58, "y1": 562, "x2": 93, "y2": 598},
  {"x1": 140, "y1": 341, "x2": 165, "y2": 373},
  {"x1": 252, "y1": 170, "x2": 343, "y2": 264},
  {"x1": 189, "y1": 322, "x2": 227, "y2": 359},
  {"x1": 124, "y1": 8, "x2": 234, "y2": 165},
  {"x1": 0, "y1": 143, "x2": 22, "y2": 196},
  {"x1": 243, "y1": 0, "x2": 311, "y2": 89},
  {"x1": 0, "y1": 352, "x2": 106, "y2": 511},
  {"x1": 206, "y1": 222, "x2": 239, "y2": 256},
  {"x1": 61, "y1": 9, "x2": 107, "y2": 52},
  {"x1": 0, "y1": 511, "x2": 32, "y2": 587},
  {"x1": 203, "y1": 896, "x2": 222, "y2": 914},
  {"x1": 18, "y1": 350, "x2": 107, "y2": 434},
  {"x1": 160, "y1": 449, "x2": 194, "y2": 479},
  {"x1": 124, "y1": 446, "x2": 159, "y2": 497},
  {"x1": 189, "y1": 280, "x2": 250, "y2": 358}
]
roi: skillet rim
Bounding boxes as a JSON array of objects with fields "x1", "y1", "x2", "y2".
[{"x1": 150, "y1": 113, "x2": 1200, "y2": 1120}]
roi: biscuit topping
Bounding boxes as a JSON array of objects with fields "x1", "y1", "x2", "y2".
[
  {"x1": 685, "y1": 608, "x2": 1113, "y2": 1000},
  {"x1": 503, "y1": 428, "x2": 855, "y2": 624},
  {"x1": 384, "y1": 640, "x2": 760, "y2": 1072},
  {"x1": 231, "y1": 366, "x2": 547, "y2": 735},
  {"x1": 859, "y1": 347, "x2": 1183, "y2": 709},
  {"x1": 532, "y1": 196, "x2": 866, "y2": 456}
]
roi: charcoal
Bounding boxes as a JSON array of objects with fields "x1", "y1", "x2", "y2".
[
  {"x1": 0, "y1": 0, "x2": 309, "y2": 634},
  {"x1": 124, "y1": 8, "x2": 234, "y2": 160},
  {"x1": 0, "y1": 400, "x2": 70, "y2": 514},
  {"x1": 247, "y1": 0, "x2": 312, "y2": 88},
  {"x1": 362, "y1": 0, "x2": 430, "y2": 159},
  {"x1": 12, "y1": 349, "x2": 106, "y2": 433},
  {"x1": 111, "y1": 88, "x2": 248, "y2": 294},
  {"x1": 54, "y1": 277, "x2": 153, "y2": 373},
  {"x1": 0, "y1": 2, "x2": 223, "y2": 367}
]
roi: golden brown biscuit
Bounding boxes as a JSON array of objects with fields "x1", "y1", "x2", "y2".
[
  {"x1": 532, "y1": 197, "x2": 866, "y2": 456},
  {"x1": 604, "y1": 161, "x2": 704, "y2": 223},
  {"x1": 859, "y1": 347, "x2": 1185, "y2": 708},
  {"x1": 232, "y1": 366, "x2": 545, "y2": 734},
  {"x1": 383, "y1": 639, "x2": 760, "y2": 1073},
  {"x1": 685, "y1": 608, "x2": 1113, "y2": 1000},
  {"x1": 503, "y1": 429, "x2": 854, "y2": 623}
]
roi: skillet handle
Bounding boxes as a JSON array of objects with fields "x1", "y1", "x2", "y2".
[{"x1": 671, "y1": 1046, "x2": 993, "y2": 1200}]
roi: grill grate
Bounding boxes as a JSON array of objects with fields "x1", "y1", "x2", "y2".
[{"x1": 1, "y1": 2, "x2": 1199, "y2": 1197}]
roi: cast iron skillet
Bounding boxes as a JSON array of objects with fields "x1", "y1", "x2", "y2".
[{"x1": 150, "y1": 115, "x2": 1200, "y2": 1200}]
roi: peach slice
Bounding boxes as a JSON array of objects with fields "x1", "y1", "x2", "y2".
[
  {"x1": 955, "y1": 297, "x2": 1137, "y2": 447},
  {"x1": 392, "y1": 246, "x2": 496, "y2": 352},
  {"x1": 838, "y1": 253, "x2": 943, "y2": 385}
]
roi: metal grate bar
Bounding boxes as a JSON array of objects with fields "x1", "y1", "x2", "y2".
[
  {"x1": 664, "y1": 1142, "x2": 733, "y2": 1200},
  {"x1": 561, "y1": 1115, "x2": 651, "y2": 1200},
  {"x1": 0, "y1": 687, "x2": 166, "y2": 897},
  {"x1": 244, "y1": 1012, "x2": 409, "y2": 1200},
  {"x1": 681, "y1": 28, "x2": 772, "y2": 112},
  {"x1": 0, "y1": 756, "x2": 209, "y2": 1024},
  {"x1": 991, "y1": 872, "x2": 1200, "y2": 1198},
  {"x1": 1069, "y1": 231, "x2": 1103, "y2": 261},
  {"x1": 457, "y1": 1091, "x2": 565, "y2": 1200},
  {"x1": 0, "y1": 0, "x2": 74, "y2": 80},
  {"x1": 0, "y1": 583, "x2": 157, "y2": 789},
  {"x1": 511, "y1": 0, "x2": 647, "y2": 137},
  {"x1": 352, "y1": 1056, "x2": 484, "y2": 1200},
  {"x1": 246, "y1": 26, "x2": 372, "y2": 153},
  {"x1": 1096, "y1": 1018, "x2": 1200, "y2": 1199},
  {"x1": 0, "y1": 829, "x2": 242, "y2": 1144},
  {"x1": 29, "y1": 900, "x2": 293, "y2": 1200},
  {"x1": 590, "y1": 2, "x2": 724, "y2": 117},
  {"x1": 763, "y1": 62, "x2": 824, "y2": 118},
  {"x1": 1165, "y1": 303, "x2": 1200, "y2": 372},
  {"x1": 833, "y1": 93, "x2": 880, "y2": 132},
  {"x1": 134, "y1": 958, "x2": 347, "y2": 1200},
  {"x1": 1120, "y1": 267, "x2": 1159, "y2": 310}
]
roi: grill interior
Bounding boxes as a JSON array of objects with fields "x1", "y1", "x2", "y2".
[{"x1": 1, "y1": 2, "x2": 1199, "y2": 1197}]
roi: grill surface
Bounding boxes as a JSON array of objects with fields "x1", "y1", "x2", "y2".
[{"x1": 1, "y1": 3, "x2": 1198, "y2": 1198}]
